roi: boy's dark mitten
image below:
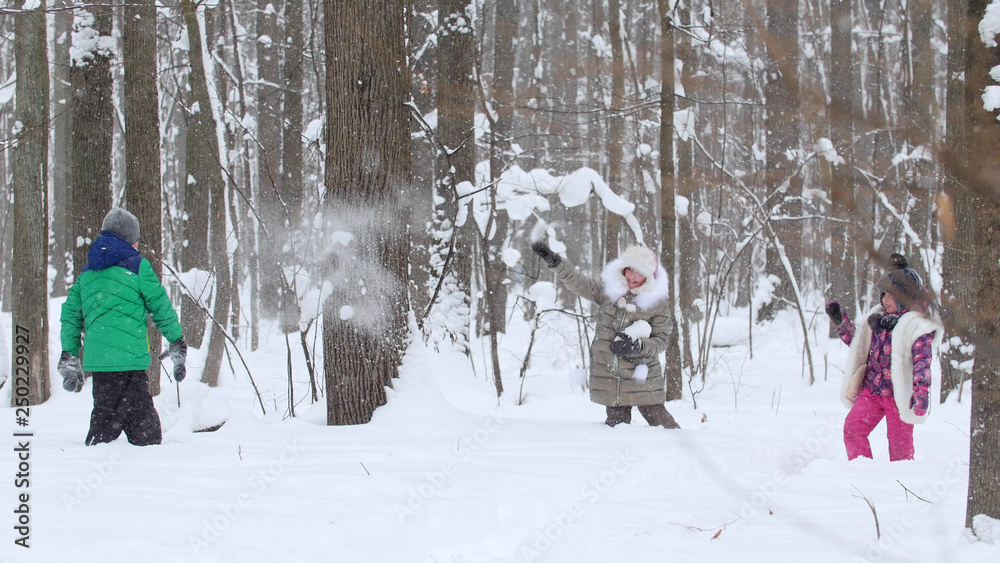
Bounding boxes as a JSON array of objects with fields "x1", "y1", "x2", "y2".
[
  {"x1": 825, "y1": 301, "x2": 843, "y2": 326},
  {"x1": 609, "y1": 332, "x2": 643, "y2": 357},
  {"x1": 58, "y1": 351, "x2": 84, "y2": 393},
  {"x1": 531, "y1": 241, "x2": 562, "y2": 268},
  {"x1": 159, "y1": 338, "x2": 188, "y2": 382}
]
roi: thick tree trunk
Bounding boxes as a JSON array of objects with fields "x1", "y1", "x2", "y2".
[
  {"x1": 124, "y1": 0, "x2": 165, "y2": 396},
  {"x1": 11, "y1": 0, "x2": 50, "y2": 406},
  {"x1": 69, "y1": 1, "x2": 114, "y2": 279},
  {"x1": 940, "y1": 0, "x2": 974, "y2": 401},
  {"x1": 323, "y1": 0, "x2": 411, "y2": 425},
  {"x1": 964, "y1": 0, "x2": 1000, "y2": 529}
]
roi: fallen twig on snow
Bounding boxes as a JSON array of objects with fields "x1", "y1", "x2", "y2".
[{"x1": 852, "y1": 485, "x2": 881, "y2": 539}]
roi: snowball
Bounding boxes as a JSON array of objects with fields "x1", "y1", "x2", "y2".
[
  {"x1": 529, "y1": 220, "x2": 548, "y2": 243},
  {"x1": 527, "y1": 282, "x2": 558, "y2": 309},
  {"x1": 339, "y1": 306, "x2": 355, "y2": 320},
  {"x1": 632, "y1": 364, "x2": 648, "y2": 383},
  {"x1": 568, "y1": 368, "x2": 588, "y2": 387},
  {"x1": 621, "y1": 320, "x2": 652, "y2": 340}
]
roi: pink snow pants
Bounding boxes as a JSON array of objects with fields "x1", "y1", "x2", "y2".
[{"x1": 844, "y1": 388, "x2": 914, "y2": 461}]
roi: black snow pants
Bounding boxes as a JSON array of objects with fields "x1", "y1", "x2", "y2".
[{"x1": 86, "y1": 370, "x2": 162, "y2": 446}]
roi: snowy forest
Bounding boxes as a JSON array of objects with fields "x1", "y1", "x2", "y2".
[{"x1": 1, "y1": 0, "x2": 1000, "y2": 560}]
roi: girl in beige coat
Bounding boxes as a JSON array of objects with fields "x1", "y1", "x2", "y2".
[{"x1": 532, "y1": 241, "x2": 680, "y2": 428}]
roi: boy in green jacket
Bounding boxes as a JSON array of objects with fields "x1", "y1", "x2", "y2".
[{"x1": 59, "y1": 208, "x2": 187, "y2": 446}]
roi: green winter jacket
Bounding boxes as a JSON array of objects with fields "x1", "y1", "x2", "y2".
[{"x1": 61, "y1": 233, "x2": 183, "y2": 372}]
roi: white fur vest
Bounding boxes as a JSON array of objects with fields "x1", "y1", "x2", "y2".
[{"x1": 841, "y1": 306, "x2": 942, "y2": 424}]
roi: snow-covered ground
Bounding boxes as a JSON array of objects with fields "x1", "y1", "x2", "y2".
[{"x1": 1, "y1": 298, "x2": 998, "y2": 563}]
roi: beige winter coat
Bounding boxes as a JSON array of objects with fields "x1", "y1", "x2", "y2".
[{"x1": 553, "y1": 246, "x2": 672, "y2": 407}]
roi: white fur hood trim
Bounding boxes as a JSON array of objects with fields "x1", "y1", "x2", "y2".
[{"x1": 601, "y1": 248, "x2": 669, "y2": 311}]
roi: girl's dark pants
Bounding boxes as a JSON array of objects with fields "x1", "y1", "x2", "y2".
[
  {"x1": 86, "y1": 370, "x2": 163, "y2": 446},
  {"x1": 606, "y1": 405, "x2": 680, "y2": 428}
]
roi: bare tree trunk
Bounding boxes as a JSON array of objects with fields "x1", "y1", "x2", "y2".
[
  {"x1": 675, "y1": 0, "x2": 696, "y2": 373},
  {"x1": 180, "y1": 0, "x2": 212, "y2": 349},
  {"x1": 282, "y1": 0, "x2": 304, "y2": 230},
  {"x1": 183, "y1": 0, "x2": 230, "y2": 386},
  {"x1": 828, "y1": 0, "x2": 857, "y2": 334},
  {"x1": 605, "y1": 0, "x2": 625, "y2": 259},
  {"x1": 963, "y1": 0, "x2": 1000, "y2": 529},
  {"x1": 759, "y1": 0, "x2": 801, "y2": 321},
  {"x1": 69, "y1": 0, "x2": 114, "y2": 279},
  {"x1": 11, "y1": 0, "x2": 50, "y2": 406},
  {"x1": 430, "y1": 0, "x2": 475, "y2": 350},
  {"x1": 323, "y1": 0, "x2": 411, "y2": 425},
  {"x1": 897, "y1": 0, "x2": 936, "y2": 258},
  {"x1": 123, "y1": 0, "x2": 165, "y2": 396},
  {"x1": 940, "y1": 0, "x2": 975, "y2": 402},
  {"x1": 659, "y1": 0, "x2": 681, "y2": 401},
  {"x1": 257, "y1": 0, "x2": 285, "y2": 319},
  {"x1": 481, "y1": 0, "x2": 518, "y2": 395},
  {"x1": 50, "y1": 0, "x2": 74, "y2": 297}
]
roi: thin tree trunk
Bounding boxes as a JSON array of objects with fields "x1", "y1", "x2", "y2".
[
  {"x1": 180, "y1": 0, "x2": 212, "y2": 349},
  {"x1": 759, "y1": 0, "x2": 800, "y2": 321},
  {"x1": 605, "y1": 0, "x2": 625, "y2": 259},
  {"x1": 828, "y1": 0, "x2": 857, "y2": 334},
  {"x1": 50, "y1": 0, "x2": 74, "y2": 297},
  {"x1": 257, "y1": 0, "x2": 285, "y2": 319},
  {"x1": 183, "y1": 0, "x2": 230, "y2": 386},
  {"x1": 675, "y1": 0, "x2": 696, "y2": 373},
  {"x1": 659, "y1": 0, "x2": 681, "y2": 401}
]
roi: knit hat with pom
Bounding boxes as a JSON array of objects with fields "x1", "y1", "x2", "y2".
[{"x1": 877, "y1": 253, "x2": 924, "y2": 307}]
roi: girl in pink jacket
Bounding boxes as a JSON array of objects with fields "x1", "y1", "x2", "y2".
[{"x1": 826, "y1": 254, "x2": 942, "y2": 461}]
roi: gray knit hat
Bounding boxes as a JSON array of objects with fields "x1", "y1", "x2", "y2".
[{"x1": 102, "y1": 208, "x2": 140, "y2": 244}]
